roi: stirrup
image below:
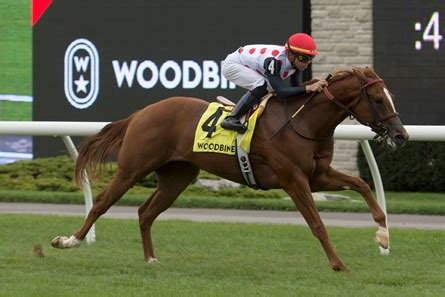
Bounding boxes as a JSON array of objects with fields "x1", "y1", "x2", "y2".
[{"x1": 221, "y1": 118, "x2": 247, "y2": 134}]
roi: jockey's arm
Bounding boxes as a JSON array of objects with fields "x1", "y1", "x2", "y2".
[
  {"x1": 289, "y1": 72, "x2": 301, "y2": 87},
  {"x1": 263, "y1": 57, "x2": 307, "y2": 98},
  {"x1": 267, "y1": 75, "x2": 307, "y2": 98}
]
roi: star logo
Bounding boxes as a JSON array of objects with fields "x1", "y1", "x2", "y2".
[
  {"x1": 74, "y1": 75, "x2": 90, "y2": 93},
  {"x1": 64, "y1": 38, "x2": 100, "y2": 109}
]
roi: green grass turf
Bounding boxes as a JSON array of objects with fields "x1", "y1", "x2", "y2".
[
  {"x1": 0, "y1": 0, "x2": 31, "y2": 96},
  {"x1": 0, "y1": 101, "x2": 32, "y2": 120},
  {"x1": 0, "y1": 214, "x2": 444, "y2": 296}
]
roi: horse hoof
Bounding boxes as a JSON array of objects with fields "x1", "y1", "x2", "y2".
[
  {"x1": 51, "y1": 235, "x2": 81, "y2": 249},
  {"x1": 146, "y1": 257, "x2": 159, "y2": 264},
  {"x1": 374, "y1": 227, "x2": 389, "y2": 249},
  {"x1": 51, "y1": 236, "x2": 67, "y2": 248},
  {"x1": 332, "y1": 265, "x2": 349, "y2": 272},
  {"x1": 379, "y1": 246, "x2": 390, "y2": 256}
]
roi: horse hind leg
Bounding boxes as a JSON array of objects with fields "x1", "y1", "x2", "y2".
[
  {"x1": 51, "y1": 166, "x2": 146, "y2": 249},
  {"x1": 137, "y1": 161, "x2": 199, "y2": 263},
  {"x1": 310, "y1": 166, "x2": 389, "y2": 250}
]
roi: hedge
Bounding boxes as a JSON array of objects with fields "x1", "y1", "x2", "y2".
[
  {"x1": 0, "y1": 156, "x2": 157, "y2": 192},
  {"x1": 357, "y1": 141, "x2": 445, "y2": 192}
]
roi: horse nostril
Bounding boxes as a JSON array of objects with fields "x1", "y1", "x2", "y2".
[
  {"x1": 394, "y1": 134, "x2": 407, "y2": 147},
  {"x1": 394, "y1": 128, "x2": 409, "y2": 141}
]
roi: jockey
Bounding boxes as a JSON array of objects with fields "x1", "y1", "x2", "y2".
[{"x1": 221, "y1": 33, "x2": 328, "y2": 133}]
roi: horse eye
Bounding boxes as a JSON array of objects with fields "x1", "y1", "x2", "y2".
[{"x1": 375, "y1": 98, "x2": 383, "y2": 104}]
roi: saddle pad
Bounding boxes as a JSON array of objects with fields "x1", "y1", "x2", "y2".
[{"x1": 193, "y1": 102, "x2": 261, "y2": 155}]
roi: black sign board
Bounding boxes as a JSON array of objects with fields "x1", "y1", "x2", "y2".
[
  {"x1": 33, "y1": 0, "x2": 307, "y2": 157},
  {"x1": 374, "y1": 1, "x2": 445, "y2": 125}
]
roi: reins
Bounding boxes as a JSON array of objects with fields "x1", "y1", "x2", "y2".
[
  {"x1": 269, "y1": 74, "x2": 332, "y2": 140},
  {"x1": 270, "y1": 70, "x2": 401, "y2": 141}
]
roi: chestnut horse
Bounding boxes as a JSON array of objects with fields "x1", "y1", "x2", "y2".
[{"x1": 51, "y1": 67, "x2": 409, "y2": 271}]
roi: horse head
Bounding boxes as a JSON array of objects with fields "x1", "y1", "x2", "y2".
[{"x1": 326, "y1": 67, "x2": 409, "y2": 149}]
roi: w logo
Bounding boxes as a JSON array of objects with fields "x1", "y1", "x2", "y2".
[{"x1": 64, "y1": 38, "x2": 99, "y2": 109}]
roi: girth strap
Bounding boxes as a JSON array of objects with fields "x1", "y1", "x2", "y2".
[{"x1": 236, "y1": 133, "x2": 258, "y2": 189}]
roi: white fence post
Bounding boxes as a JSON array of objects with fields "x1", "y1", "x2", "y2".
[{"x1": 359, "y1": 140, "x2": 389, "y2": 255}]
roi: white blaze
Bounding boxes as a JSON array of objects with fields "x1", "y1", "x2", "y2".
[{"x1": 383, "y1": 87, "x2": 396, "y2": 112}]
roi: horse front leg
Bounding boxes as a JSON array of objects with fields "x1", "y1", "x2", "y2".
[
  {"x1": 282, "y1": 174, "x2": 349, "y2": 272},
  {"x1": 310, "y1": 166, "x2": 389, "y2": 250}
]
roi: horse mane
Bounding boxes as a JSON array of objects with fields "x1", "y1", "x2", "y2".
[
  {"x1": 329, "y1": 66, "x2": 379, "y2": 84},
  {"x1": 330, "y1": 69, "x2": 352, "y2": 81}
]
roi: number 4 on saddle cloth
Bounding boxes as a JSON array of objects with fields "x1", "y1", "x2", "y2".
[
  {"x1": 193, "y1": 94, "x2": 272, "y2": 155},
  {"x1": 193, "y1": 94, "x2": 272, "y2": 188}
]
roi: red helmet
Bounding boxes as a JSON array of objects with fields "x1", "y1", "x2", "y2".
[{"x1": 285, "y1": 33, "x2": 319, "y2": 56}]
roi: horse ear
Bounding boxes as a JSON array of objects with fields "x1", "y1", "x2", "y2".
[{"x1": 365, "y1": 66, "x2": 382, "y2": 79}]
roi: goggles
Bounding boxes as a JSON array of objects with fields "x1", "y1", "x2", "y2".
[{"x1": 296, "y1": 54, "x2": 314, "y2": 63}]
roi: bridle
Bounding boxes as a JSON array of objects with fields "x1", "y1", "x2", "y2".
[
  {"x1": 323, "y1": 72, "x2": 400, "y2": 138},
  {"x1": 270, "y1": 70, "x2": 401, "y2": 141}
]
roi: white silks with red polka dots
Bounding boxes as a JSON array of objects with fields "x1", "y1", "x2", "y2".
[{"x1": 221, "y1": 44, "x2": 295, "y2": 92}]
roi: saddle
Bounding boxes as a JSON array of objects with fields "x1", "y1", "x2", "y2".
[{"x1": 216, "y1": 93, "x2": 272, "y2": 119}]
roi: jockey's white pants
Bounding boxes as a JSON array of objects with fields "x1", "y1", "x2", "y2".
[{"x1": 221, "y1": 52, "x2": 273, "y2": 92}]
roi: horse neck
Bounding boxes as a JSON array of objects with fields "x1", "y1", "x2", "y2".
[{"x1": 292, "y1": 85, "x2": 358, "y2": 140}]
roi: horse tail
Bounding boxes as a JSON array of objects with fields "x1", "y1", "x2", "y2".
[{"x1": 75, "y1": 114, "x2": 135, "y2": 186}]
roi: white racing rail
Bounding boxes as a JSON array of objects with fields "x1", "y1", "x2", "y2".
[{"x1": 1, "y1": 122, "x2": 444, "y2": 250}]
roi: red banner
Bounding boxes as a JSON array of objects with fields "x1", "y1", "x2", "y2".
[{"x1": 32, "y1": 0, "x2": 53, "y2": 26}]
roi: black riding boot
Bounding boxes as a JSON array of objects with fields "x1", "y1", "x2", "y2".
[{"x1": 221, "y1": 91, "x2": 259, "y2": 134}]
